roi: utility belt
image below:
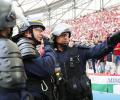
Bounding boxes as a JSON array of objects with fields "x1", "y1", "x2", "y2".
[{"x1": 27, "y1": 76, "x2": 53, "y2": 92}]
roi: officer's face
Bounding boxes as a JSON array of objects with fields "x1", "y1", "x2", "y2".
[
  {"x1": 33, "y1": 27, "x2": 44, "y2": 42},
  {"x1": 56, "y1": 32, "x2": 70, "y2": 45},
  {"x1": 0, "y1": 27, "x2": 11, "y2": 38}
]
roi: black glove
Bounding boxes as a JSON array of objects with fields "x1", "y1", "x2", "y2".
[
  {"x1": 107, "y1": 31, "x2": 120, "y2": 46},
  {"x1": 43, "y1": 38, "x2": 54, "y2": 48}
]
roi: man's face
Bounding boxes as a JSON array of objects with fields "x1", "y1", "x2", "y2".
[
  {"x1": 56, "y1": 32, "x2": 70, "y2": 45},
  {"x1": 0, "y1": 27, "x2": 12, "y2": 38},
  {"x1": 33, "y1": 27, "x2": 44, "y2": 42}
]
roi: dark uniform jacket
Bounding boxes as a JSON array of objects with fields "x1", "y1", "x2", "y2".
[
  {"x1": 55, "y1": 40, "x2": 115, "y2": 100},
  {"x1": 23, "y1": 45, "x2": 56, "y2": 100}
]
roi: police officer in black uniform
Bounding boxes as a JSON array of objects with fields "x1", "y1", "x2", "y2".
[
  {"x1": 0, "y1": 0, "x2": 28, "y2": 100},
  {"x1": 12, "y1": 20, "x2": 56, "y2": 100},
  {"x1": 51, "y1": 23, "x2": 120, "y2": 100}
]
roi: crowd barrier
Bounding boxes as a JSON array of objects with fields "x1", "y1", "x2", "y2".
[{"x1": 88, "y1": 73, "x2": 120, "y2": 95}]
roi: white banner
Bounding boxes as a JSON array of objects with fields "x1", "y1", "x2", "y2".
[{"x1": 89, "y1": 75, "x2": 120, "y2": 85}]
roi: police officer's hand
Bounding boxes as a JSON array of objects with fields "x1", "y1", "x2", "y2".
[
  {"x1": 69, "y1": 41, "x2": 74, "y2": 47},
  {"x1": 107, "y1": 31, "x2": 120, "y2": 46},
  {"x1": 36, "y1": 39, "x2": 45, "y2": 56},
  {"x1": 69, "y1": 37, "x2": 75, "y2": 47}
]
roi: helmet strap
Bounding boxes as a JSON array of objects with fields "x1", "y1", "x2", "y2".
[
  {"x1": 53, "y1": 35, "x2": 68, "y2": 51},
  {"x1": 29, "y1": 27, "x2": 40, "y2": 45},
  {"x1": 55, "y1": 43, "x2": 68, "y2": 52}
]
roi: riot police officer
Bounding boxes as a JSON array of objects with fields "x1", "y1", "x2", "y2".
[
  {"x1": 12, "y1": 20, "x2": 56, "y2": 100},
  {"x1": 0, "y1": 0, "x2": 28, "y2": 100},
  {"x1": 51, "y1": 23, "x2": 120, "y2": 100}
]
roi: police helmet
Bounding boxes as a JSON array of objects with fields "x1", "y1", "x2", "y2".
[
  {"x1": 20, "y1": 20, "x2": 45, "y2": 32},
  {"x1": 51, "y1": 23, "x2": 72, "y2": 41},
  {"x1": 0, "y1": 0, "x2": 16, "y2": 30}
]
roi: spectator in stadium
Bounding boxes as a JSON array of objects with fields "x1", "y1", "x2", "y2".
[
  {"x1": 51, "y1": 23, "x2": 120, "y2": 100},
  {"x1": 97, "y1": 57, "x2": 106, "y2": 73},
  {"x1": 114, "y1": 43, "x2": 120, "y2": 74},
  {"x1": 105, "y1": 52, "x2": 116, "y2": 74}
]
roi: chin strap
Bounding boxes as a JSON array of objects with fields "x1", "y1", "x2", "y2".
[
  {"x1": 60, "y1": 44, "x2": 68, "y2": 51},
  {"x1": 29, "y1": 27, "x2": 41, "y2": 45}
]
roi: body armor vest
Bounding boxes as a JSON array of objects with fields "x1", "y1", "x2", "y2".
[
  {"x1": 17, "y1": 38, "x2": 37, "y2": 58},
  {"x1": 59, "y1": 48, "x2": 82, "y2": 79},
  {"x1": 58, "y1": 47, "x2": 92, "y2": 99},
  {"x1": 0, "y1": 38, "x2": 27, "y2": 88}
]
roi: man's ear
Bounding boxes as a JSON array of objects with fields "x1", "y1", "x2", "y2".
[{"x1": 24, "y1": 31, "x2": 31, "y2": 38}]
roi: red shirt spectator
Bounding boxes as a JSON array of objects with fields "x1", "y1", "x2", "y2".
[{"x1": 114, "y1": 43, "x2": 120, "y2": 55}]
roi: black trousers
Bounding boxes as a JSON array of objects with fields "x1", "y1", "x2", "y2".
[{"x1": 57, "y1": 83, "x2": 93, "y2": 100}]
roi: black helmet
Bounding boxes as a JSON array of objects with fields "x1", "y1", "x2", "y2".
[
  {"x1": 20, "y1": 20, "x2": 45, "y2": 32},
  {"x1": 12, "y1": 20, "x2": 45, "y2": 42}
]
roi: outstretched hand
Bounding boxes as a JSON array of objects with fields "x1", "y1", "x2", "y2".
[{"x1": 107, "y1": 31, "x2": 120, "y2": 46}]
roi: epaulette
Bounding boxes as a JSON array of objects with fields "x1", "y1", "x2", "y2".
[{"x1": 74, "y1": 43, "x2": 91, "y2": 49}]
